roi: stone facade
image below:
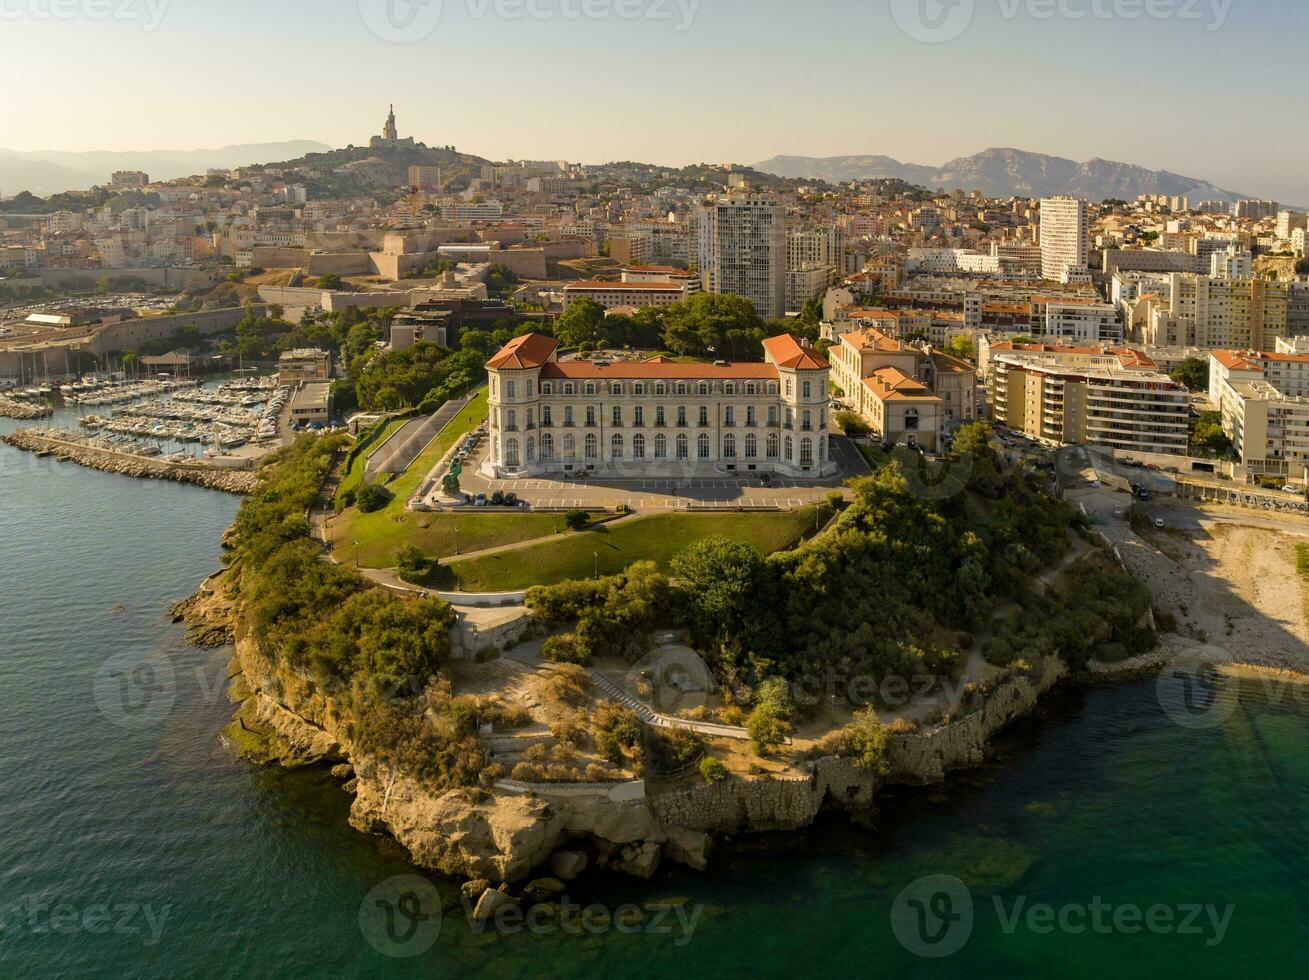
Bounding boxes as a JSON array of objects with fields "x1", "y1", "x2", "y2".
[{"x1": 482, "y1": 333, "x2": 838, "y2": 478}]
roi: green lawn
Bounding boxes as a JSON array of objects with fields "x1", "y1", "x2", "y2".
[
  {"x1": 337, "y1": 510, "x2": 586, "y2": 569},
  {"x1": 445, "y1": 507, "x2": 829, "y2": 592},
  {"x1": 336, "y1": 417, "x2": 411, "y2": 506}
]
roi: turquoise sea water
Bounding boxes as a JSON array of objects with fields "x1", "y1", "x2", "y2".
[{"x1": 1, "y1": 408, "x2": 1307, "y2": 979}]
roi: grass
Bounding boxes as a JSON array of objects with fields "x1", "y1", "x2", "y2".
[
  {"x1": 444, "y1": 507, "x2": 831, "y2": 592},
  {"x1": 337, "y1": 511, "x2": 594, "y2": 569},
  {"x1": 336, "y1": 417, "x2": 411, "y2": 505}
]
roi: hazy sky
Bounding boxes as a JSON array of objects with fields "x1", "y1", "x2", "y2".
[{"x1": 4, "y1": 0, "x2": 1306, "y2": 200}]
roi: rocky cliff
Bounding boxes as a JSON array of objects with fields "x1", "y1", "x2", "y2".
[{"x1": 226, "y1": 619, "x2": 1068, "y2": 886}]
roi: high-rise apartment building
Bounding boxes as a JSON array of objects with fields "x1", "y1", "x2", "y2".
[
  {"x1": 1039, "y1": 197, "x2": 1089, "y2": 282},
  {"x1": 698, "y1": 194, "x2": 787, "y2": 320}
]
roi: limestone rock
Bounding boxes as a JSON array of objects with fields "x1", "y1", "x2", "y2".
[
  {"x1": 549, "y1": 850, "x2": 588, "y2": 882},
  {"x1": 524, "y1": 878, "x2": 566, "y2": 902},
  {"x1": 613, "y1": 842, "x2": 661, "y2": 880},
  {"x1": 462, "y1": 879, "x2": 491, "y2": 901},
  {"x1": 664, "y1": 828, "x2": 711, "y2": 871},
  {"x1": 472, "y1": 888, "x2": 518, "y2": 922}
]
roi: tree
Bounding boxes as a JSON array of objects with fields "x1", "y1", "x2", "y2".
[
  {"x1": 660, "y1": 292, "x2": 763, "y2": 358},
  {"x1": 747, "y1": 704, "x2": 791, "y2": 756},
  {"x1": 1190, "y1": 411, "x2": 1232, "y2": 457},
  {"x1": 945, "y1": 336, "x2": 976, "y2": 361},
  {"x1": 563, "y1": 508, "x2": 590, "y2": 531},
  {"x1": 699, "y1": 756, "x2": 728, "y2": 783},
  {"x1": 556, "y1": 298, "x2": 605, "y2": 350},
  {"x1": 1170, "y1": 357, "x2": 1209, "y2": 393},
  {"x1": 356, "y1": 482, "x2": 393, "y2": 513},
  {"x1": 671, "y1": 537, "x2": 771, "y2": 659},
  {"x1": 835, "y1": 410, "x2": 871, "y2": 439}
]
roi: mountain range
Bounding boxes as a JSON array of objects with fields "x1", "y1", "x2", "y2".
[
  {"x1": 0, "y1": 142, "x2": 333, "y2": 197},
  {"x1": 753, "y1": 148, "x2": 1249, "y2": 204}
]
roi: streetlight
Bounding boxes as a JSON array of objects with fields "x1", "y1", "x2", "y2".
[
  {"x1": 594, "y1": 550, "x2": 599, "y2": 580},
  {"x1": 353, "y1": 539, "x2": 360, "y2": 568}
]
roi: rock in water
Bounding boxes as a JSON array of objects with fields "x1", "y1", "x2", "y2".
[
  {"x1": 472, "y1": 888, "x2": 518, "y2": 922},
  {"x1": 549, "y1": 850, "x2": 588, "y2": 882}
]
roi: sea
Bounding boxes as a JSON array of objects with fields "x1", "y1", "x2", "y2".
[{"x1": 2, "y1": 403, "x2": 1306, "y2": 979}]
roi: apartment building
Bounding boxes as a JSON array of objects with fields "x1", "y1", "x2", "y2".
[
  {"x1": 989, "y1": 344, "x2": 1189, "y2": 456},
  {"x1": 1162, "y1": 274, "x2": 1307, "y2": 349},
  {"x1": 829, "y1": 327, "x2": 978, "y2": 448},
  {"x1": 110, "y1": 171, "x2": 150, "y2": 189},
  {"x1": 1209, "y1": 349, "x2": 1309, "y2": 477},
  {"x1": 482, "y1": 333, "x2": 835, "y2": 478},
  {"x1": 1039, "y1": 197, "x2": 1089, "y2": 282},
  {"x1": 278, "y1": 348, "x2": 333, "y2": 383},
  {"x1": 1043, "y1": 301, "x2": 1124, "y2": 343},
  {"x1": 698, "y1": 194, "x2": 787, "y2": 320},
  {"x1": 561, "y1": 279, "x2": 689, "y2": 311}
]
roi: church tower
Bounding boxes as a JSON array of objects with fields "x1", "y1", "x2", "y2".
[{"x1": 382, "y1": 104, "x2": 398, "y2": 143}]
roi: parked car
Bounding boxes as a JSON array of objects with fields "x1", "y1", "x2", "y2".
[
  {"x1": 491, "y1": 491, "x2": 505, "y2": 506},
  {"x1": 1283, "y1": 486, "x2": 1302, "y2": 495},
  {"x1": 504, "y1": 492, "x2": 518, "y2": 506},
  {"x1": 474, "y1": 494, "x2": 487, "y2": 507}
]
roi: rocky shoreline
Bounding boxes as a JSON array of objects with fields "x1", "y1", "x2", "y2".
[
  {"x1": 2, "y1": 429, "x2": 259, "y2": 494},
  {"x1": 187, "y1": 564, "x2": 1073, "y2": 899}
]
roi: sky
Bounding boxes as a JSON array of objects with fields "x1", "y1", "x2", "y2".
[{"x1": 3, "y1": 0, "x2": 1307, "y2": 201}]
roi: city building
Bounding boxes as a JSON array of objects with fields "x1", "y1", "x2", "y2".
[
  {"x1": 109, "y1": 171, "x2": 149, "y2": 189},
  {"x1": 698, "y1": 194, "x2": 787, "y2": 320},
  {"x1": 989, "y1": 344, "x2": 1190, "y2": 455},
  {"x1": 278, "y1": 348, "x2": 333, "y2": 383},
  {"x1": 482, "y1": 332, "x2": 835, "y2": 478},
  {"x1": 561, "y1": 280, "x2": 690, "y2": 311},
  {"x1": 1040, "y1": 197, "x2": 1089, "y2": 282},
  {"x1": 1209, "y1": 349, "x2": 1309, "y2": 479}
]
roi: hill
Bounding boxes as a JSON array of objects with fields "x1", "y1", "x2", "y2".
[{"x1": 754, "y1": 147, "x2": 1248, "y2": 203}]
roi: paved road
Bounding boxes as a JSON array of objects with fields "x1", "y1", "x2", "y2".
[{"x1": 367, "y1": 390, "x2": 480, "y2": 479}]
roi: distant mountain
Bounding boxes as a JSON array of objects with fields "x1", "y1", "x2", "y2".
[
  {"x1": 754, "y1": 148, "x2": 1247, "y2": 203},
  {"x1": 0, "y1": 141, "x2": 333, "y2": 196}
]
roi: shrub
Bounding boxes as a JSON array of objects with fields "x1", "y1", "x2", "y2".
[
  {"x1": 563, "y1": 508, "x2": 590, "y2": 531},
  {"x1": 699, "y1": 756, "x2": 728, "y2": 783},
  {"x1": 542, "y1": 633, "x2": 591, "y2": 666},
  {"x1": 540, "y1": 664, "x2": 594, "y2": 707},
  {"x1": 746, "y1": 704, "x2": 792, "y2": 756},
  {"x1": 356, "y1": 482, "x2": 393, "y2": 513},
  {"x1": 835, "y1": 410, "x2": 871, "y2": 439},
  {"x1": 396, "y1": 545, "x2": 433, "y2": 585}
]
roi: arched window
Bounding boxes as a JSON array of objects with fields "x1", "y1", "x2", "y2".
[
  {"x1": 542, "y1": 382, "x2": 553, "y2": 395},
  {"x1": 611, "y1": 382, "x2": 622, "y2": 396},
  {"x1": 586, "y1": 406, "x2": 596, "y2": 426},
  {"x1": 767, "y1": 382, "x2": 778, "y2": 395},
  {"x1": 541, "y1": 405, "x2": 552, "y2": 426},
  {"x1": 784, "y1": 435, "x2": 793, "y2": 461},
  {"x1": 633, "y1": 383, "x2": 645, "y2": 395},
  {"x1": 563, "y1": 434, "x2": 576, "y2": 458},
  {"x1": 526, "y1": 436, "x2": 536, "y2": 464},
  {"x1": 656, "y1": 406, "x2": 666, "y2": 426},
  {"x1": 745, "y1": 382, "x2": 756, "y2": 395},
  {"x1": 564, "y1": 383, "x2": 575, "y2": 395},
  {"x1": 724, "y1": 383, "x2": 735, "y2": 395},
  {"x1": 655, "y1": 383, "x2": 666, "y2": 396},
  {"x1": 585, "y1": 433, "x2": 598, "y2": 459},
  {"x1": 697, "y1": 382, "x2": 709, "y2": 396},
  {"x1": 745, "y1": 433, "x2": 757, "y2": 459},
  {"x1": 505, "y1": 438, "x2": 520, "y2": 468},
  {"x1": 677, "y1": 406, "x2": 687, "y2": 426},
  {"x1": 768, "y1": 406, "x2": 779, "y2": 426},
  {"x1": 767, "y1": 433, "x2": 780, "y2": 459},
  {"x1": 633, "y1": 434, "x2": 646, "y2": 459},
  {"x1": 676, "y1": 433, "x2": 689, "y2": 460},
  {"x1": 676, "y1": 383, "x2": 688, "y2": 396},
  {"x1": 611, "y1": 433, "x2": 624, "y2": 459},
  {"x1": 697, "y1": 433, "x2": 710, "y2": 459},
  {"x1": 800, "y1": 438, "x2": 813, "y2": 466},
  {"x1": 585, "y1": 382, "x2": 596, "y2": 395},
  {"x1": 541, "y1": 433, "x2": 554, "y2": 460},
  {"x1": 698, "y1": 406, "x2": 709, "y2": 427},
  {"x1": 654, "y1": 433, "x2": 667, "y2": 459},
  {"x1": 723, "y1": 433, "x2": 736, "y2": 459}
]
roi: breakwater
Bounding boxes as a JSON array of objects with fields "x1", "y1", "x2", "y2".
[{"x1": 2, "y1": 428, "x2": 260, "y2": 494}]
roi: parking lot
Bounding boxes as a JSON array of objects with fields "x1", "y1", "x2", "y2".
[{"x1": 439, "y1": 433, "x2": 871, "y2": 512}]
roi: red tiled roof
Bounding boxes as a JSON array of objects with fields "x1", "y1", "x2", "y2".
[
  {"x1": 486, "y1": 333, "x2": 558, "y2": 370},
  {"x1": 763, "y1": 334, "x2": 829, "y2": 370},
  {"x1": 862, "y1": 366, "x2": 942, "y2": 403},
  {"x1": 540, "y1": 361, "x2": 777, "y2": 380}
]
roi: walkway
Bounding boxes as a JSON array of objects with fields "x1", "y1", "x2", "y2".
[
  {"x1": 589, "y1": 672, "x2": 753, "y2": 742},
  {"x1": 366, "y1": 389, "x2": 479, "y2": 479}
]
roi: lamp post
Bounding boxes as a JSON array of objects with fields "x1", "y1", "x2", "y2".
[
  {"x1": 594, "y1": 550, "x2": 599, "y2": 580},
  {"x1": 353, "y1": 539, "x2": 360, "y2": 568}
]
